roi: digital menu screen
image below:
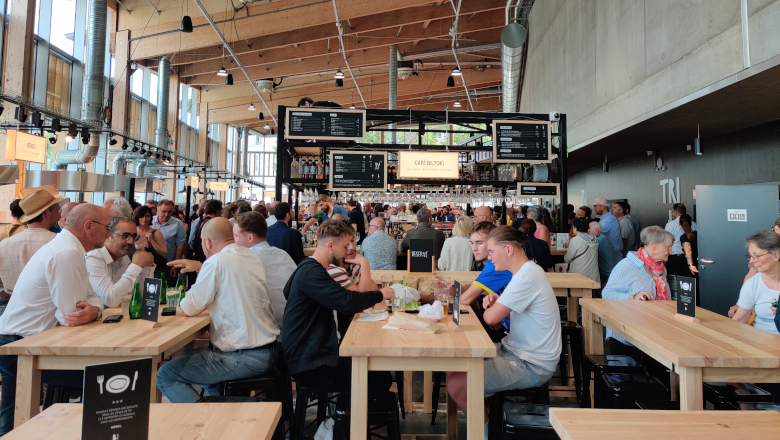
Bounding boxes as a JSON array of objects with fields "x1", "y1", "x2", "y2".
[
  {"x1": 285, "y1": 108, "x2": 366, "y2": 140},
  {"x1": 492, "y1": 119, "x2": 552, "y2": 163},
  {"x1": 329, "y1": 150, "x2": 387, "y2": 191},
  {"x1": 518, "y1": 183, "x2": 559, "y2": 197}
]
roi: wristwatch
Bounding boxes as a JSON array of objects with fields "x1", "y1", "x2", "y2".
[{"x1": 95, "y1": 308, "x2": 103, "y2": 321}]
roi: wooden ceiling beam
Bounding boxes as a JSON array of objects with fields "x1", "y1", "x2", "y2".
[
  {"x1": 161, "y1": 0, "x2": 506, "y2": 66},
  {"x1": 127, "y1": 0, "x2": 443, "y2": 61},
  {"x1": 175, "y1": 14, "x2": 505, "y2": 78}
]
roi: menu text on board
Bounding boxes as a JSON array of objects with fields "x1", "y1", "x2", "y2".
[
  {"x1": 492, "y1": 119, "x2": 552, "y2": 163},
  {"x1": 329, "y1": 150, "x2": 387, "y2": 191},
  {"x1": 285, "y1": 107, "x2": 366, "y2": 140}
]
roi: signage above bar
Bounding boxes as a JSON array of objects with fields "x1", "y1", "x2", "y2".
[
  {"x1": 4, "y1": 130, "x2": 47, "y2": 164},
  {"x1": 518, "y1": 182, "x2": 559, "y2": 198},
  {"x1": 208, "y1": 181, "x2": 230, "y2": 192},
  {"x1": 492, "y1": 120, "x2": 552, "y2": 163},
  {"x1": 186, "y1": 175, "x2": 199, "y2": 188},
  {"x1": 397, "y1": 151, "x2": 459, "y2": 180},
  {"x1": 329, "y1": 150, "x2": 387, "y2": 191},
  {"x1": 285, "y1": 107, "x2": 366, "y2": 141}
]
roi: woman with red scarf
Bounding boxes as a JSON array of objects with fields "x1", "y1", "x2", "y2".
[{"x1": 602, "y1": 226, "x2": 674, "y2": 360}]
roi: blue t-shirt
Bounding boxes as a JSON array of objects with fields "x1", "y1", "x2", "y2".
[
  {"x1": 322, "y1": 205, "x2": 349, "y2": 222},
  {"x1": 474, "y1": 260, "x2": 514, "y2": 329}
]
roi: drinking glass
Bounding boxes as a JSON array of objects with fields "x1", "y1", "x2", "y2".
[
  {"x1": 166, "y1": 288, "x2": 181, "y2": 310},
  {"x1": 392, "y1": 294, "x2": 406, "y2": 313},
  {"x1": 381, "y1": 275, "x2": 393, "y2": 289},
  {"x1": 434, "y1": 288, "x2": 449, "y2": 317},
  {"x1": 121, "y1": 297, "x2": 131, "y2": 318}
]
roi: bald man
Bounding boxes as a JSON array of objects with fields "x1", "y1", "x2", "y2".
[
  {"x1": 472, "y1": 206, "x2": 493, "y2": 224},
  {"x1": 360, "y1": 217, "x2": 397, "y2": 270},
  {"x1": 0, "y1": 204, "x2": 108, "y2": 434},
  {"x1": 57, "y1": 201, "x2": 80, "y2": 232},
  {"x1": 157, "y1": 217, "x2": 280, "y2": 403}
]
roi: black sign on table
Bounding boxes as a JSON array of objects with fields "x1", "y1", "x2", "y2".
[
  {"x1": 284, "y1": 107, "x2": 366, "y2": 141},
  {"x1": 142, "y1": 277, "x2": 162, "y2": 323},
  {"x1": 408, "y1": 239, "x2": 435, "y2": 274},
  {"x1": 453, "y1": 281, "x2": 462, "y2": 328},
  {"x1": 492, "y1": 119, "x2": 552, "y2": 163},
  {"x1": 517, "y1": 183, "x2": 560, "y2": 198},
  {"x1": 329, "y1": 150, "x2": 387, "y2": 191},
  {"x1": 677, "y1": 276, "x2": 697, "y2": 318},
  {"x1": 82, "y1": 357, "x2": 153, "y2": 440}
]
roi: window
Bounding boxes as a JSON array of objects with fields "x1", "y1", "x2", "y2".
[
  {"x1": 46, "y1": 52, "x2": 72, "y2": 113},
  {"x1": 109, "y1": 56, "x2": 115, "y2": 80},
  {"x1": 130, "y1": 68, "x2": 143, "y2": 96},
  {"x1": 129, "y1": 98, "x2": 141, "y2": 137},
  {"x1": 247, "y1": 135, "x2": 277, "y2": 179},
  {"x1": 50, "y1": 0, "x2": 76, "y2": 56},
  {"x1": 148, "y1": 108, "x2": 157, "y2": 143},
  {"x1": 149, "y1": 73, "x2": 158, "y2": 106},
  {"x1": 33, "y1": 0, "x2": 40, "y2": 35}
]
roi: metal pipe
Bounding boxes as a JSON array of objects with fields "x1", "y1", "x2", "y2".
[
  {"x1": 191, "y1": 0, "x2": 277, "y2": 125},
  {"x1": 155, "y1": 55, "x2": 171, "y2": 149},
  {"x1": 449, "y1": 0, "x2": 474, "y2": 110},
  {"x1": 332, "y1": 0, "x2": 367, "y2": 108},
  {"x1": 740, "y1": 0, "x2": 750, "y2": 69},
  {"x1": 54, "y1": 0, "x2": 106, "y2": 169},
  {"x1": 388, "y1": 45, "x2": 397, "y2": 144}
]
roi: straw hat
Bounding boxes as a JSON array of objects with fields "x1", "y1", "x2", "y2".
[{"x1": 19, "y1": 189, "x2": 67, "y2": 223}]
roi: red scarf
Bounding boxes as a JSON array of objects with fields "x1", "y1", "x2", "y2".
[{"x1": 636, "y1": 247, "x2": 670, "y2": 300}]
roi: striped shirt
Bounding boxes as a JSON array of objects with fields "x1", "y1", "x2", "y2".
[
  {"x1": 664, "y1": 217, "x2": 697, "y2": 255},
  {"x1": 601, "y1": 252, "x2": 666, "y2": 346},
  {"x1": 326, "y1": 264, "x2": 361, "y2": 288}
]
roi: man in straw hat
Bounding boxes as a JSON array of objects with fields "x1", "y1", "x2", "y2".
[
  {"x1": 0, "y1": 203, "x2": 109, "y2": 435},
  {"x1": 0, "y1": 189, "x2": 64, "y2": 299}
]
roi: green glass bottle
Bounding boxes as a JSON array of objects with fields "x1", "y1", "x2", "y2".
[
  {"x1": 129, "y1": 283, "x2": 142, "y2": 319},
  {"x1": 176, "y1": 273, "x2": 186, "y2": 299},
  {"x1": 159, "y1": 276, "x2": 167, "y2": 305}
]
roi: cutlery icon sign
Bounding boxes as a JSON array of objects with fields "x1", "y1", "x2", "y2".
[
  {"x1": 97, "y1": 375, "x2": 104, "y2": 394},
  {"x1": 131, "y1": 371, "x2": 138, "y2": 391}
]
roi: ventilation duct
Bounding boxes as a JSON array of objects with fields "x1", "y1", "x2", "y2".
[
  {"x1": 154, "y1": 55, "x2": 171, "y2": 150},
  {"x1": 388, "y1": 45, "x2": 397, "y2": 144},
  {"x1": 53, "y1": 0, "x2": 107, "y2": 169},
  {"x1": 501, "y1": 0, "x2": 527, "y2": 113}
]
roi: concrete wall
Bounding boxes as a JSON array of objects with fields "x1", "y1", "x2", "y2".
[
  {"x1": 520, "y1": 0, "x2": 780, "y2": 148},
  {"x1": 567, "y1": 119, "x2": 780, "y2": 229}
]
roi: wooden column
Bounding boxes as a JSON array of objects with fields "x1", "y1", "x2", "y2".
[
  {"x1": 218, "y1": 123, "x2": 228, "y2": 170},
  {"x1": 6, "y1": 0, "x2": 37, "y2": 195},
  {"x1": 112, "y1": 30, "x2": 130, "y2": 135},
  {"x1": 198, "y1": 101, "x2": 208, "y2": 164}
]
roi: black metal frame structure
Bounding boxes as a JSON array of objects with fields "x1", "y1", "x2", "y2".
[{"x1": 275, "y1": 106, "x2": 569, "y2": 230}]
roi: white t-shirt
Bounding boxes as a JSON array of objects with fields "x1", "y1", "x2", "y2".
[
  {"x1": 737, "y1": 273, "x2": 780, "y2": 336},
  {"x1": 496, "y1": 261, "x2": 562, "y2": 371}
]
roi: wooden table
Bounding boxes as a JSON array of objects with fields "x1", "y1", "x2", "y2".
[
  {"x1": 580, "y1": 299, "x2": 780, "y2": 410},
  {"x1": 4, "y1": 402, "x2": 281, "y2": 440},
  {"x1": 371, "y1": 270, "x2": 599, "y2": 322},
  {"x1": 551, "y1": 248, "x2": 567, "y2": 256},
  {"x1": 0, "y1": 307, "x2": 210, "y2": 427},
  {"x1": 340, "y1": 306, "x2": 496, "y2": 440},
  {"x1": 549, "y1": 408, "x2": 780, "y2": 439}
]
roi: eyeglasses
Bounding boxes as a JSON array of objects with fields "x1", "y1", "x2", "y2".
[
  {"x1": 487, "y1": 245, "x2": 508, "y2": 257},
  {"x1": 115, "y1": 232, "x2": 140, "y2": 242},
  {"x1": 91, "y1": 220, "x2": 111, "y2": 231},
  {"x1": 746, "y1": 252, "x2": 770, "y2": 261}
]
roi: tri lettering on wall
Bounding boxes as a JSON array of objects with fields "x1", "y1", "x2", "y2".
[{"x1": 659, "y1": 177, "x2": 680, "y2": 204}]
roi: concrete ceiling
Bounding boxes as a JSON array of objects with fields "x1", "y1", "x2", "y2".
[{"x1": 567, "y1": 58, "x2": 780, "y2": 176}]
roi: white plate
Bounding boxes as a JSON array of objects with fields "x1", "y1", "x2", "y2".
[{"x1": 106, "y1": 374, "x2": 130, "y2": 394}]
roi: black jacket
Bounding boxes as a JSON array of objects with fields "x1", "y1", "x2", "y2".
[{"x1": 282, "y1": 258, "x2": 383, "y2": 375}]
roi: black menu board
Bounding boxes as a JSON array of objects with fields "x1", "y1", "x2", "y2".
[
  {"x1": 82, "y1": 358, "x2": 152, "y2": 440},
  {"x1": 329, "y1": 150, "x2": 387, "y2": 191},
  {"x1": 492, "y1": 119, "x2": 552, "y2": 163},
  {"x1": 285, "y1": 107, "x2": 366, "y2": 140},
  {"x1": 142, "y1": 278, "x2": 162, "y2": 323},
  {"x1": 677, "y1": 276, "x2": 697, "y2": 318},
  {"x1": 518, "y1": 183, "x2": 559, "y2": 198},
  {"x1": 453, "y1": 281, "x2": 462, "y2": 328}
]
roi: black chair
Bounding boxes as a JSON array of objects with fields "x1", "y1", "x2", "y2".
[
  {"x1": 431, "y1": 372, "x2": 445, "y2": 424},
  {"x1": 635, "y1": 399, "x2": 681, "y2": 410},
  {"x1": 583, "y1": 355, "x2": 646, "y2": 408},
  {"x1": 703, "y1": 383, "x2": 774, "y2": 410},
  {"x1": 43, "y1": 386, "x2": 81, "y2": 410},
  {"x1": 292, "y1": 384, "x2": 340, "y2": 440},
  {"x1": 394, "y1": 371, "x2": 406, "y2": 418},
  {"x1": 559, "y1": 321, "x2": 585, "y2": 407},
  {"x1": 725, "y1": 402, "x2": 780, "y2": 412},
  {"x1": 488, "y1": 383, "x2": 550, "y2": 440},
  {"x1": 502, "y1": 402, "x2": 559, "y2": 440},
  {"x1": 332, "y1": 391, "x2": 401, "y2": 440},
  {"x1": 599, "y1": 373, "x2": 668, "y2": 409}
]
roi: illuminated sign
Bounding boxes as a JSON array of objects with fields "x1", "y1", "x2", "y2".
[
  {"x1": 397, "y1": 151, "x2": 459, "y2": 179},
  {"x1": 208, "y1": 181, "x2": 230, "y2": 191},
  {"x1": 5, "y1": 130, "x2": 47, "y2": 164}
]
